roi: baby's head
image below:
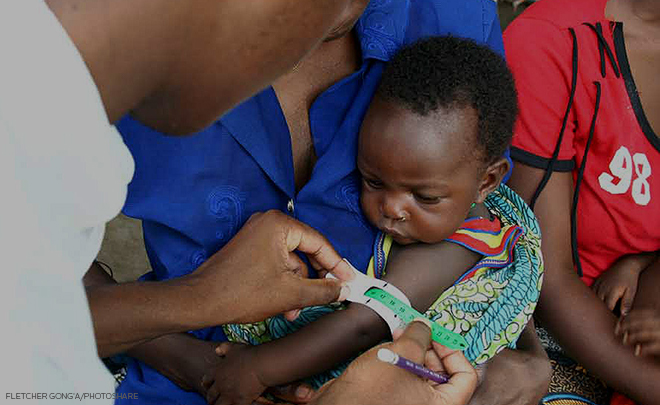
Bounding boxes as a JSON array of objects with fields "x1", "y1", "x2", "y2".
[{"x1": 358, "y1": 36, "x2": 517, "y2": 245}]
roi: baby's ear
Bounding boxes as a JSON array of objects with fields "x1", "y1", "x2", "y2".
[{"x1": 475, "y1": 157, "x2": 510, "y2": 203}]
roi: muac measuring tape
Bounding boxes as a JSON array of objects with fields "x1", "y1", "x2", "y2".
[
  {"x1": 364, "y1": 287, "x2": 467, "y2": 351},
  {"x1": 328, "y1": 261, "x2": 468, "y2": 351}
]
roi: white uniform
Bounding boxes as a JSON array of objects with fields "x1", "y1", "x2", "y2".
[{"x1": 0, "y1": 1, "x2": 134, "y2": 402}]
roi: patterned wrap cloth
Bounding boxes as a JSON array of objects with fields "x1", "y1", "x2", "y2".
[
  {"x1": 223, "y1": 184, "x2": 544, "y2": 388},
  {"x1": 537, "y1": 326, "x2": 613, "y2": 405}
]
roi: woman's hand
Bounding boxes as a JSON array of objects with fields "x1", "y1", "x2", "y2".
[{"x1": 311, "y1": 320, "x2": 478, "y2": 405}]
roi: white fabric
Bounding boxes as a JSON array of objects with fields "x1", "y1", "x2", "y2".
[
  {"x1": 0, "y1": 0, "x2": 134, "y2": 402},
  {"x1": 327, "y1": 261, "x2": 411, "y2": 335}
]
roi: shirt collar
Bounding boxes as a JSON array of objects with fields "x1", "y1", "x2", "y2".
[
  {"x1": 355, "y1": 0, "x2": 410, "y2": 62},
  {"x1": 219, "y1": 89, "x2": 296, "y2": 197},
  {"x1": 218, "y1": 0, "x2": 411, "y2": 198}
]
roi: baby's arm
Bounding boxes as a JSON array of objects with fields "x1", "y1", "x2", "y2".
[
  {"x1": 257, "y1": 241, "x2": 481, "y2": 385},
  {"x1": 203, "y1": 241, "x2": 480, "y2": 404}
]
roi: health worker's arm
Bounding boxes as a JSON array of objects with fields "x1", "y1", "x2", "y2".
[{"x1": 84, "y1": 211, "x2": 352, "y2": 358}]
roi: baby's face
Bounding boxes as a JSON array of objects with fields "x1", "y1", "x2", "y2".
[{"x1": 357, "y1": 98, "x2": 483, "y2": 245}]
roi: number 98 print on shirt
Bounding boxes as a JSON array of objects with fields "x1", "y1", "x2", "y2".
[{"x1": 507, "y1": 15, "x2": 660, "y2": 287}]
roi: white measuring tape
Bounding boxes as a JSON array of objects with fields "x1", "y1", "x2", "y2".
[
  {"x1": 327, "y1": 260, "x2": 412, "y2": 335},
  {"x1": 328, "y1": 260, "x2": 468, "y2": 350}
]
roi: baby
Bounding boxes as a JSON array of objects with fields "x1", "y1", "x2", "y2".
[{"x1": 209, "y1": 36, "x2": 543, "y2": 403}]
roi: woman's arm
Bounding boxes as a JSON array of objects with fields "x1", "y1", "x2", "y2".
[
  {"x1": 508, "y1": 163, "x2": 660, "y2": 404},
  {"x1": 84, "y1": 262, "x2": 220, "y2": 395},
  {"x1": 85, "y1": 211, "x2": 352, "y2": 357}
]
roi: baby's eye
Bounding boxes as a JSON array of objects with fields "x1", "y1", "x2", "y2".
[
  {"x1": 414, "y1": 194, "x2": 441, "y2": 204},
  {"x1": 363, "y1": 178, "x2": 383, "y2": 189}
]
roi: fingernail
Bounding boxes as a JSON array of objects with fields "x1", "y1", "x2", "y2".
[
  {"x1": 296, "y1": 386, "x2": 312, "y2": 399},
  {"x1": 623, "y1": 331, "x2": 628, "y2": 344},
  {"x1": 214, "y1": 343, "x2": 229, "y2": 356},
  {"x1": 342, "y1": 258, "x2": 357, "y2": 279},
  {"x1": 392, "y1": 327, "x2": 404, "y2": 340},
  {"x1": 635, "y1": 344, "x2": 641, "y2": 356},
  {"x1": 339, "y1": 285, "x2": 350, "y2": 301},
  {"x1": 411, "y1": 317, "x2": 433, "y2": 330}
]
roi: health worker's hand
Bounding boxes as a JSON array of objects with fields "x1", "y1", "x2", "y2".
[
  {"x1": 310, "y1": 319, "x2": 478, "y2": 405},
  {"x1": 188, "y1": 210, "x2": 353, "y2": 326}
]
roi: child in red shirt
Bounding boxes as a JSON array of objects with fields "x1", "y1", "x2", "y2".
[{"x1": 506, "y1": 0, "x2": 660, "y2": 404}]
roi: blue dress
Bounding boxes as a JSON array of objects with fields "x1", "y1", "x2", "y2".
[{"x1": 115, "y1": 0, "x2": 505, "y2": 403}]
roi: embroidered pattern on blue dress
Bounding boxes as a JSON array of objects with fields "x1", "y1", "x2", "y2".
[
  {"x1": 207, "y1": 185, "x2": 246, "y2": 243},
  {"x1": 335, "y1": 177, "x2": 371, "y2": 232}
]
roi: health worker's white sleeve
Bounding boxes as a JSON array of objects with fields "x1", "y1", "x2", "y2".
[{"x1": 0, "y1": 1, "x2": 134, "y2": 402}]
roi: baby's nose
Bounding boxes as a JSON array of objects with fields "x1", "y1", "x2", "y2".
[{"x1": 380, "y1": 196, "x2": 408, "y2": 222}]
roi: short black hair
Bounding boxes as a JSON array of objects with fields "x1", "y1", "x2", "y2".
[{"x1": 376, "y1": 36, "x2": 518, "y2": 164}]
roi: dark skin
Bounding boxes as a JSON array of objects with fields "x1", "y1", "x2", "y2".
[
  {"x1": 357, "y1": 100, "x2": 506, "y2": 245},
  {"x1": 313, "y1": 320, "x2": 479, "y2": 405},
  {"x1": 508, "y1": 169, "x2": 660, "y2": 404},
  {"x1": 82, "y1": 2, "x2": 371, "y2": 354},
  {"x1": 81, "y1": 9, "x2": 547, "y2": 404},
  {"x1": 50, "y1": 0, "x2": 373, "y2": 357},
  {"x1": 507, "y1": 1, "x2": 660, "y2": 403},
  {"x1": 86, "y1": 211, "x2": 354, "y2": 357},
  {"x1": 46, "y1": 0, "x2": 366, "y2": 134},
  {"x1": 615, "y1": 263, "x2": 660, "y2": 358},
  {"x1": 47, "y1": 1, "x2": 474, "y2": 404},
  {"x1": 201, "y1": 239, "x2": 482, "y2": 405},
  {"x1": 196, "y1": 101, "x2": 548, "y2": 405},
  {"x1": 85, "y1": 99, "x2": 549, "y2": 405},
  {"x1": 87, "y1": 268, "x2": 481, "y2": 405}
]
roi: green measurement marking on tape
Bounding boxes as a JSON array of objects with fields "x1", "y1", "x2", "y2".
[{"x1": 364, "y1": 287, "x2": 468, "y2": 351}]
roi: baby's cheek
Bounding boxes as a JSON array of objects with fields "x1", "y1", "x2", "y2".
[
  {"x1": 424, "y1": 215, "x2": 458, "y2": 243},
  {"x1": 359, "y1": 193, "x2": 378, "y2": 224}
]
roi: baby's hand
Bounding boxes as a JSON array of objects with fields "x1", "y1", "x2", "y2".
[
  {"x1": 616, "y1": 309, "x2": 660, "y2": 357},
  {"x1": 201, "y1": 342, "x2": 267, "y2": 405},
  {"x1": 592, "y1": 255, "x2": 645, "y2": 316}
]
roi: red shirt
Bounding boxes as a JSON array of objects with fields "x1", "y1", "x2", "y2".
[{"x1": 505, "y1": 0, "x2": 660, "y2": 286}]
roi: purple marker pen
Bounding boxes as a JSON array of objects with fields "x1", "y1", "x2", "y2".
[{"x1": 377, "y1": 348, "x2": 450, "y2": 384}]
